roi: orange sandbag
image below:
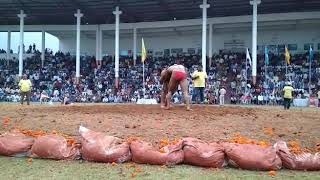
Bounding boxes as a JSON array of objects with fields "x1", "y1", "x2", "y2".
[
  {"x1": 130, "y1": 140, "x2": 184, "y2": 165},
  {"x1": 182, "y1": 138, "x2": 226, "y2": 168},
  {"x1": 274, "y1": 141, "x2": 320, "y2": 171},
  {"x1": 79, "y1": 126, "x2": 131, "y2": 163},
  {"x1": 31, "y1": 135, "x2": 80, "y2": 160},
  {"x1": 223, "y1": 142, "x2": 282, "y2": 170},
  {"x1": 0, "y1": 132, "x2": 34, "y2": 157}
]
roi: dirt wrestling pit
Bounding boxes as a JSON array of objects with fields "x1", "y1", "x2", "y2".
[{"x1": 0, "y1": 104, "x2": 319, "y2": 148}]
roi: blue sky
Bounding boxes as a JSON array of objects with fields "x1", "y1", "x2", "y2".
[{"x1": 0, "y1": 32, "x2": 59, "y2": 53}]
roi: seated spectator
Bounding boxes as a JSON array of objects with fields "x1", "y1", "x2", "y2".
[{"x1": 40, "y1": 90, "x2": 49, "y2": 104}]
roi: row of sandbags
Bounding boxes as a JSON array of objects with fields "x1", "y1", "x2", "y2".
[{"x1": 0, "y1": 126, "x2": 319, "y2": 171}]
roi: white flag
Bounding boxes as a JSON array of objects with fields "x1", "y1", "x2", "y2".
[{"x1": 246, "y1": 48, "x2": 252, "y2": 66}]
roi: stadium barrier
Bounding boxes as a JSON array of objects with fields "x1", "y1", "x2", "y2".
[{"x1": 136, "y1": 99, "x2": 158, "y2": 104}]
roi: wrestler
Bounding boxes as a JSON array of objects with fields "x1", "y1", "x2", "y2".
[{"x1": 164, "y1": 64, "x2": 191, "y2": 111}]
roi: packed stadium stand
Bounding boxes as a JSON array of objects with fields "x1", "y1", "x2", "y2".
[{"x1": 0, "y1": 0, "x2": 320, "y2": 106}]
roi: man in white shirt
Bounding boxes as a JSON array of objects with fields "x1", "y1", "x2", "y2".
[
  {"x1": 258, "y1": 94, "x2": 264, "y2": 105},
  {"x1": 219, "y1": 86, "x2": 226, "y2": 106}
]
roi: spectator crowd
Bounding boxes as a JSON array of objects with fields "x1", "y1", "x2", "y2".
[{"x1": 0, "y1": 47, "x2": 319, "y2": 106}]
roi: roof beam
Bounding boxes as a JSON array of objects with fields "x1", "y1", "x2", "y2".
[
  {"x1": 113, "y1": 0, "x2": 139, "y2": 23},
  {"x1": 66, "y1": 0, "x2": 95, "y2": 23},
  {"x1": 157, "y1": 0, "x2": 174, "y2": 20}
]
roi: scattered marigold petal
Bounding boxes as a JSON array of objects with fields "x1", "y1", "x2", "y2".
[
  {"x1": 111, "y1": 162, "x2": 117, "y2": 166},
  {"x1": 130, "y1": 173, "x2": 137, "y2": 178},
  {"x1": 226, "y1": 135, "x2": 271, "y2": 147},
  {"x1": 27, "y1": 158, "x2": 33, "y2": 165},
  {"x1": 263, "y1": 128, "x2": 274, "y2": 136},
  {"x1": 159, "y1": 148, "x2": 166, "y2": 153},
  {"x1": 135, "y1": 167, "x2": 142, "y2": 173},
  {"x1": 268, "y1": 170, "x2": 277, "y2": 177}
]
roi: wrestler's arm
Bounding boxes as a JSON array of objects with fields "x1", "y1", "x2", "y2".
[{"x1": 160, "y1": 82, "x2": 169, "y2": 108}]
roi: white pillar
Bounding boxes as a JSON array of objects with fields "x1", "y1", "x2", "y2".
[
  {"x1": 96, "y1": 25, "x2": 102, "y2": 68},
  {"x1": 113, "y1": 6, "x2": 122, "y2": 88},
  {"x1": 99, "y1": 29, "x2": 102, "y2": 61},
  {"x1": 41, "y1": 30, "x2": 45, "y2": 68},
  {"x1": 250, "y1": 0, "x2": 261, "y2": 85},
  {"x1": 7, "y1": 31, "x2": 11, "y2": 65},
  {"x1": 200, "y1": 0, "x2": 210, "y2": 72},
  {"x1": 18, "y1": 10, "x2": 26, "y2": 77},
  {"x1": 208, "y1": 24, "x2": 213, "y2": 68},
  {"x1": 133, "y1": 27, "x2": 137, "y2": 66},
  {"x1": 74, "y1": 9, "x2": 83, "y2": 82},
  {"x1": 96, "y1": 25, "x2": 100, "y2": 60}
]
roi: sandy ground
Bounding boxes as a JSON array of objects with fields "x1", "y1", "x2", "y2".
[{"x1": 0, "y1": 104, "x2": 319, "y2": 148}]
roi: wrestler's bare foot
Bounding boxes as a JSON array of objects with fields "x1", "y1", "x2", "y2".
[
  {"x1": 186, "y1": 107, "x2": 192, "y2": 111},
  {"x1": 164, "y1": 106, "x2": 170, "y2": 110},
  {"x1": 160, "y1": 104, "x2": 166, "y2": 109}
]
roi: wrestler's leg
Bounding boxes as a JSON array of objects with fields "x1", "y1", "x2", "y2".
[
  {"x1": 179, "y1": 78, "x2": 191, "y2": 111},
  {"x1": 165, "y1": 74, "x2": 178, "y2": 110},
  {"x1": 170, "y1": 83, "x2": 178, "y2": 108}
]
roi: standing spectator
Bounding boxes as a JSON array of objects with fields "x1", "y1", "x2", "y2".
[
  {"x1": 283, "y1": 82, "x2": 294, "y2": 110},
  {"x1": 219, "y1": 86, "x2": 226, "y2": 106},
  {"x1": 258, "y1": 94, "x2": 264, "y2": 105},
  {"x1": 191, "y1": 65, "x2": 207, "y2": 104},
  {"x1": 18, "y1": 74, "x2": 32, "y2": 105}
]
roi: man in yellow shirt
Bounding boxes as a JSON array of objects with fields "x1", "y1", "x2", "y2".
[
  {"x1": 18, "y1": 74, "x2": 32, "y2": 105},
  {"x1": 191, "y1": 66, "x2": 207, "y2": 104},
  {"x1": 283, "y1": 82, "x2": 294, "y2": 110}
]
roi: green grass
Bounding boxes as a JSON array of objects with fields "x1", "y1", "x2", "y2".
[{"x1": 0, "y1": 157, "x2": 319, "y2": 180}]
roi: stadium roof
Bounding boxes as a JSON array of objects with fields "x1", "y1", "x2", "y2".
[{"x1": 1, "y1": 0, "x2": 320, "y2": 25}]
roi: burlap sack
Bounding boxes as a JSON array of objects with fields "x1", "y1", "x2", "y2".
[
  {"x1": 130, "y1": 140, "x2": 184, "y2": 165},
  {"x1": 183, "y1": 138, "x2": 226, "y2": 168},
  {"x1": 274, "y1": 141, "x2": 320, "y2": 171},
  {"x1": 79, "y1": 126, "x2": 131, "y2": 163},
  {"x1": 31, "y1": 135, "x2": 79, "y2": 160},
  {"x1": 223, "y1": 142, "x2": 282, "y2": 170},
  {"x1": 0, "y1": 132, "x2": 34, "y2": 157}
]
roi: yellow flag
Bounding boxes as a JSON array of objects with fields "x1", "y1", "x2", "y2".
[
  {"x1": 141, "y1": 38, "x2": 147, "y2": 63},
  {"x1": 285, "y1": 46, "x2": 291, "y2": 65}
]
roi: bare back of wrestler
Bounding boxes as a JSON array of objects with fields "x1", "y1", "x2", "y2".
[{"x1": 160, "y1": 64, "x2": 191, "y2": 111}]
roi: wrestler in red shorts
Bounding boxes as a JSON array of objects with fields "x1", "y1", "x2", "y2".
[{"x1": 160, "y1": 64, "x2": 191, "y2": 111}]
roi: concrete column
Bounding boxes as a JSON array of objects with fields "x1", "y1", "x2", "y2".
[
  {"x1": 96, "y1": 25, "x2": 100, "y2": 67},
  {"x1": 200, "y1": 0, "x2": 210, "y2": 72},
  {"x1": 250, "y1": 0, "x2": 261, "y2": 85},
  {"x1": 208, "y1": 24, "x2": 213, "y2": 68},
  {"x1": 7, "y1": 31, "x2": 11, "y2": 66},
  {"x1": 18, "y1": 10, "x2": 26, "y2": 77},
  {"x1": 113, "y1": 6, "x2": 122, "y2": 88},
  {"x1": 74, "y1": 9, "x2": 83, "y2": 83},
  {"x1": 133, "y1": 27, "x2": 137, "y2": 66},
  {"x1": 41, "y1": 30, "x2": 45, "y2": 68},
  {"x1": 96, "y1": 25, "x2": 103, "y2": 68},
  {"x1": 99, "y1": 29, "x2": 102, "y2": 61}
]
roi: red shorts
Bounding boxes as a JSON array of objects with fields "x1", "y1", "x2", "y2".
[{"x1": 174, "y1": 71, "x2": 187, "y2": 81}]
